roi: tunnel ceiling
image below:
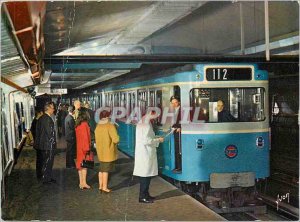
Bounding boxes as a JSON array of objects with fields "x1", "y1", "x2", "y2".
[{"x1": 1, "y1": 1, "x2": 299, "y2": 91}]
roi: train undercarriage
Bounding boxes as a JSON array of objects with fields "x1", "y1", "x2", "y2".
[{"x1": 166, "y1": 178, "x2": 268, "y2": 214}]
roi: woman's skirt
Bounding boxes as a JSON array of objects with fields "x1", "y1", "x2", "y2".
[{"x1": 99, "y1": 161, "x2": 115, "y2": 172}]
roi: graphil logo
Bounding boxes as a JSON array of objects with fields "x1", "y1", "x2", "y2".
[{"x1": 225, "y1": 145, "x2": 238, "y2": 158}]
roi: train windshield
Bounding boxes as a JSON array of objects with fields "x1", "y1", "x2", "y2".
[{"x1": 190, "y1": 88, "x2": 266, "y2": 122}]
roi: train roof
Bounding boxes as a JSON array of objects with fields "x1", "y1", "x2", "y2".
[{"x1": 1, "y1": 1, "x2": 298, "y2": 93}]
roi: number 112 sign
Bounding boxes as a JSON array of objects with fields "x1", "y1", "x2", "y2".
[{"x1": 205, "y1": 67, "x2": 252, "y2": 81}]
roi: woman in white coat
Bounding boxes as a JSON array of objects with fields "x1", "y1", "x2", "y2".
[{"x1": 133, "y1": 112, "x2": 164, "y2": 203}]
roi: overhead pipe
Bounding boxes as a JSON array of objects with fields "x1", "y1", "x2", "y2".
[
  {"x1": 2, "y1": 5, "x2": 31, "y2": 70},
  {"x1": 1, "y1": 76, "x2": 28, "y2": 93},
  {"x1": 4, "y1": 1, "x2": 46, "y2": 83},
  {"x1": 264, "y1": 0, "x2": 270, "y2": 61},
  {"x1": 239, "y1": 2, "x2": 245, "y2": 55}
]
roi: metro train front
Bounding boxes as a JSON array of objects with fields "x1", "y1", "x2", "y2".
[{"x1": 161, "y1": 66, "x2": 269, "y2": 186}]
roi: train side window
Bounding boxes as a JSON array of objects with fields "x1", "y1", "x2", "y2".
[
  {"x1": 138, "y1": 89, "x2": 148, "y2": 116},
  {"x1": 120, "y1": 92, "x2": 127, "y2": 109},
  {"x1": 114, "y1": 93, "x2": 119, "y2": 107},
  {"x1": 148, "y1": 88, "x2": 162, "y2": 125},
  {"x1": 128, "y1": 91, "x2": 136, "y2": 116},
  {"x1": 189, "y1": 89, "x2": 209, "y2": 122},
  {"x1": 110, "y1": 94, "x2": 113, "y2": 110},
  {"x1": 156, "y1": 89, "x2": 163, "y2": 125},
  {"x1": 105, "y1": 94, "x2": 109, "y2": 107},
  {"x1": 149, "y1": 90, "x2": 155, "y2": 107},
  {"x1": 173, "y1": 85, "x2": 181, "y2": 99}
]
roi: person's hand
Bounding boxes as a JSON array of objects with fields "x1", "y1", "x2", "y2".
[
  {"x1": 158, "y1": 137, "x2": 164, "y2": 143},
  {"x1": 176, "y1": 128, "x2": 181, "y2": 133}
]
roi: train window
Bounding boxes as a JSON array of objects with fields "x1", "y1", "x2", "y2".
[
  {"x1": 148, "y1": 88, "x2": 163, "y2": 125},
  {"x1": 149, "y1": 90, "x2": 155, "y2": 107},
  {"x1": 128, "y1": 91, "x2": 136, "y2": 115},
  {"x1": 120, "y1": 92, "x2": 127, "y2": 109},
  {"x1": 173, "y1": 85, "x2": 180, "y2": 98},
  {"x1": 114, "y1": 93, "x2": 120, "y2": 107},
  {"x1": 138, "y1": 90, "x2": 148, "y2": 116},
  {"x1": 98, "y1": 94, "x2": 102, "y2": 108},
  {"x1": 190, "y1": 87, "x2": 266, "y2": 122},
  {"x1": 105, "y1": 93, "x2": 113, "y2": 108},
  {"x1": 109, "y1": 94, "x2": 113, "y2": 109}
]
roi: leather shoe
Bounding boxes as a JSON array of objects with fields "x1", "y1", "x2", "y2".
[
  {"x1": 43, "y1": 178, "x2": 56, "y2": 184},
  {"x1": 147, "y1": 195, "x2": 155, "y2": 200},
  {"x1": 139, "y1": 198, "x2": 153, "y2": 203}
]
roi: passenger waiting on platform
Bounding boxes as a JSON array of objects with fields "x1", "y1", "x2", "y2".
[
  {"x1": 31, "y1": 107, "x2": 43, "y2": 142},
  {"x1": 35, "y1": 102, "x2": 57, "y2": 184},
  {"x1": 133, "y1": 111, "x2": 164, "y2": 203},
  {"x1": 31, "y1": 107, "x2": 43, "y2": 178},
  {"x1": 57, "y1": 103, "x2": 68, "y2": 138},
  {"x1": 217, "y1": 100, "x2": 236, "y2": 122},
  {"x1": 65, "y1": 105, "x2": 76, "y2": 168},
  {"x1": 84, "y1": 102, "x2": 96, "y2": 144},
  {"x1": 75, "y1": 110, "x2": 91, "y2": 189},
  {"x1": 170, "y1": 96, "x2": 182, "y2": 173},
  {"x1": 95, "y1": 110, "x2": 119, "y2": 193},
  {"x1": 73, "y1": 100, "x2": 81, "y2": 121}
]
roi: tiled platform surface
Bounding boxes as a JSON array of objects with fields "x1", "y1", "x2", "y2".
[{"x1": 2, "y1": 138, "x2": 224, "y2": 221}]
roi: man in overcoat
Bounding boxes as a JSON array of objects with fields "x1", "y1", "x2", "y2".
[
  {"x1": 35, "y1": 102, "x2": 57, "y2": 184},
  {"x1": 133, "y1": 112, "x2": 164, "y2": 203},
  {"x1": 65, "y1": 105, "x2": 76, "y2": 168}
]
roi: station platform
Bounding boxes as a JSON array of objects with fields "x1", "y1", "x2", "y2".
[{"x1": 2, "y1": 138, "x2": 224, "y2": 221}]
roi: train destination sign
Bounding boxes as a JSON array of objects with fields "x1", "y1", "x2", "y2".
[{"x1": 205, "y1": 67, "x2": 252, "y2": 81}]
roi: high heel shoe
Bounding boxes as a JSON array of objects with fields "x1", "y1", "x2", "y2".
[
  {"x1": 79, "y1": 185, "x2": 91, "y2": 190},
  {"x1": 101, "y1": 189, "x2": 111, "y2": 194}
]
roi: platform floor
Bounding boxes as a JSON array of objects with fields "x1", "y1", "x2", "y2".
[{"x1": 2, "y1": 138, "x2": 224, "y2": 221}]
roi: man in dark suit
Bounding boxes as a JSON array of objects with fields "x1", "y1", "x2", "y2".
[
  {"x1": 35, "y1": 102, "x2": 57, "y2": 184},
  {"x1": 64, "y1": 105, "x2": 76, "y2": 168},
  {"x1": 31, "y1": 107, "x2": 44, "y2": 179},
  {"x1": 217, "y1": 100, "x2": 236, "y2": 122},
  {"x1": 170, "y1": 96, "x2": 182, "y2": 173}
]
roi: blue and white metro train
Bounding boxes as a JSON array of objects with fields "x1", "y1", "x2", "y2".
[
  {"x1": 68, "y1": 63, "x2": 269, "y2": 207},
  {"x1": 1, "y1": 84, "x2": 35, "y2": 200}
]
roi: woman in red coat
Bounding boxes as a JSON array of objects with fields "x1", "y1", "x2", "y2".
[{"x1": 75, "y1": 110, "x2": 91, "y2": 189}]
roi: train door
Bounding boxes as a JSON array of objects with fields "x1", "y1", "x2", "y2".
[{"x1": 171, "y1": 85, "x2": 182, "y2": 172}]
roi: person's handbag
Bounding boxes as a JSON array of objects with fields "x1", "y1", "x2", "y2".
[{"x1": 81, "y1": 150, "x2": 94, "y2": 169}]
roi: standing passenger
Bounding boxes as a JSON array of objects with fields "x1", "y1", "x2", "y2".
[
  {"x1": 95, "y1": 110, "x2": 119, "y2": 193},
  {"x1": 32, "y1": 107, "x2": 44, "y2": 179},
  {"x1": 73, "y1": 100, "x2": 81, "y2": 121},
  {"x1": 35, "y1": 102, "x2": 57, "y2": 184},
  {"x1": 84, "y1": 102, "x2": 96, "y2": 145},
  {"x1": 31, "y1": 107, "x2": 44, "y2": 141},
  {"x1": 56, "y1": 104, "x2": 63, "y2": 138},
  {"x1": 170, "y1": 96, "x2": 182, "y2": 173},
  {"x1": 133, "y1": 112, "x2": 164, "y2": 203},
  {"x1": 65, "y1": 105, "x2": 76, "y2": 168},
  {"x1": 75, "y1": 110, "x2": 91, "y2": 189}
]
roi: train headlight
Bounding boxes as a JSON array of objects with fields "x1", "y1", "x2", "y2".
[
  {"x1": 196, "y1": 139, "x2": 204, "y2": 150},
  {"x1": 256, "y1": 136, "x2": 264, "y2": 148}
]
